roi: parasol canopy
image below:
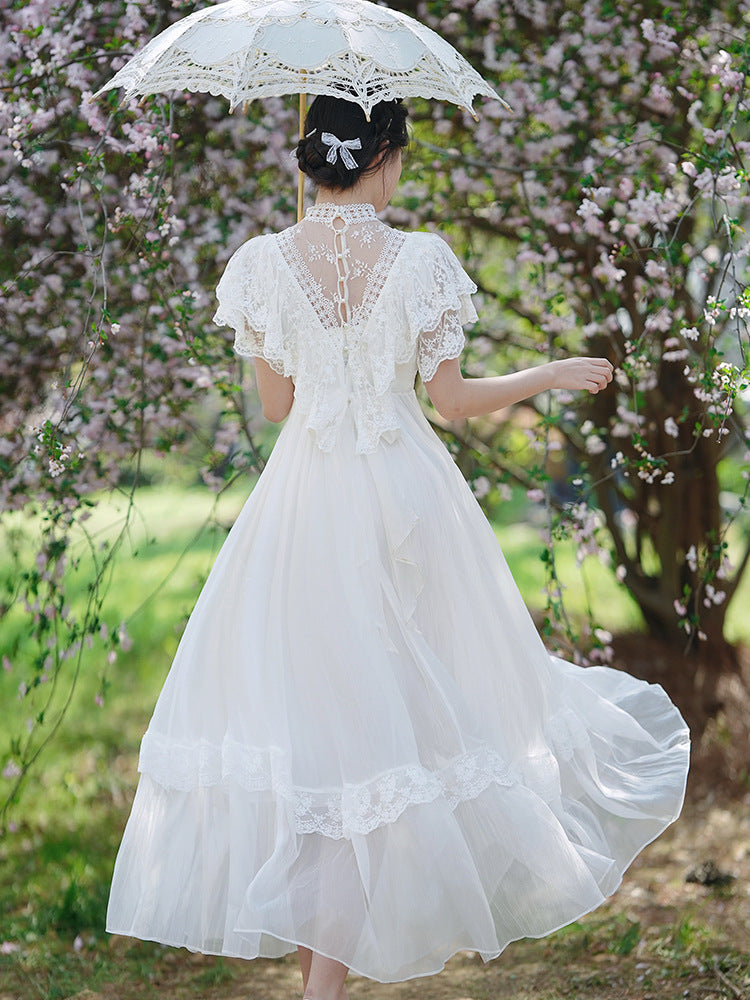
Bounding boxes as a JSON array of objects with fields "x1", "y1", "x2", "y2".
[{"x1": 93, "y1": 0, "x2": 510, "y2": 120}]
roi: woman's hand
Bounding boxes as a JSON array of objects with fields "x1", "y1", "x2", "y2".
[{"x1": 549, "y1": 357, "x2": 614, "y2": 394}]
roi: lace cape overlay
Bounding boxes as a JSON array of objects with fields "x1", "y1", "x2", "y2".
[{"x1": 213, "y1": 210, "x2": 478, "y2": 453}]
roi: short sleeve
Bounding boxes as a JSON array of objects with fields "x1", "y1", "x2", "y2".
[
  {"x1": 405, "y1": 235, "x2": 478, "y2": 383},
  {"x1": 212, "y1": 235, "x2": 292, "y2": 374}
]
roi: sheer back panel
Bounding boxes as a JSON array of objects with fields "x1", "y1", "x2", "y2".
[{"x1": 278, "y1": 204, "x2": 406, "y2": 330}]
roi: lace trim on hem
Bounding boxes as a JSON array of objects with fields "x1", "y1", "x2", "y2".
[{"x1": 138, "y1": 733, "x2": 519, "y2": 839}]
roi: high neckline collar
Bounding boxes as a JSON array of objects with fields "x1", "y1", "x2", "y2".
[{"x1": 305, "y1": 202, "x2": 378, "y2": 223}]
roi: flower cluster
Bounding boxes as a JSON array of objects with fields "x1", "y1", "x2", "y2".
[{"x1": 415, "y1": 0, "x2": 750, "y2": 658}]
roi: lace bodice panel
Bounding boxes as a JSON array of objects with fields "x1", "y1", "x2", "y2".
[
  {"x1": 213, "y1": 205, "x2": 478, "y2": 453},
  {"x1": 277, "y1": 203, "x2": 406, "y2": 331}
]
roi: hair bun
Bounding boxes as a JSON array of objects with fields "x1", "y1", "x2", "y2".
[{"x1": 295, "y1": 96, "x2": 408, "y2": 192}]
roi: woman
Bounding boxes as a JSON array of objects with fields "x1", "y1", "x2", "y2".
[{"x1": 106, "y1": 96, "x2": 690, "y2": 998}]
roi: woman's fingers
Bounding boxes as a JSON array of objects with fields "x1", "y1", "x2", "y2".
[
  {"x1": 557, "y1": 357, "x2": 614, "y2": 393},
  {"x1": 592, "y1": 359, "x2": 614, "y2": 377},
  {"x1": 584, "y1": 362, "x2": 613, "y2": 393},
  {"x1": 588, "y1": 359, "x2": 614, "y2": 391}
]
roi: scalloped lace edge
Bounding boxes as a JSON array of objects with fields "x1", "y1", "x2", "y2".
[{"x1": 138, "y1": 733, "x2": 525, "y2": 839}]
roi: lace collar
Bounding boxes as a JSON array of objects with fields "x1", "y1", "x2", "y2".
[{"x1": 305, "y1": 202, "x2": 377, "y2": 225}]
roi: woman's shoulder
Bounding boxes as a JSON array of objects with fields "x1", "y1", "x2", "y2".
[
  {"x1": 226, "y1": 231, "x2": 277, "y2": 259},
  {"x1": 402, "y1": 229, "x2": 462, "y2": 259},
  {"x1": 401, "y1": 229, "x2": 444, "y2": 246},
  {"x1": 396, "y1": 230, "x2": 477, "y2": 307},
  {"x1": 398, "y1": 230, "x2": 471, "y2": 277},
  {"x1": 218, "y1": 233, "x2": 281, "y2": 281}
]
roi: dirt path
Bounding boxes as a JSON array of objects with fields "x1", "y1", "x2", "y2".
[{"x1": 19, "y1": 792, "x2": 743, "y2": 1000}]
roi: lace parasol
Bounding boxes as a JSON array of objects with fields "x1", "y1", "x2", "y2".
[{"x1": 94, "y1": 0, "x2": 510, "y2": 218}]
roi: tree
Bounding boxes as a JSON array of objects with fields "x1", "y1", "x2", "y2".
[{"x1": 402, "y1": 0, "x2": 749, "y2": 661}]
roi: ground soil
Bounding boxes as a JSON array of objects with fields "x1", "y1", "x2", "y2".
[
  {"x1": 2, "y1": 639, "x2": 749, "y2": 1000},
  {"x1": 80, "y1": 792, "x2": 750, "y2": 1000}
]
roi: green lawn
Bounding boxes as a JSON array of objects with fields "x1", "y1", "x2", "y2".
[
  {"x1": 0, "y1": 481, "x2": 748, "y2": 999},
  {"x1": 2, "y1": 478, "x2": 748, "y2": 755}
]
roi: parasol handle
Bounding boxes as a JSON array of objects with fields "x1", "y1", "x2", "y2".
[{"x1": 297, "y1": 92, "x2": 307, "y2": 222}]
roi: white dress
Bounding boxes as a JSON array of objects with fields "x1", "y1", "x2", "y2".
[{"x1": 106, "y1": 201, "x2": 690, "y2": 983}]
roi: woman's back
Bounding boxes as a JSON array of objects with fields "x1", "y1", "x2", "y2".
[
  {"x1": 213, "y1": 205, "x2": 477, "y2": 453},
  {"x1": 277, "y1": 203, "x2": 406, "y2": 331}
]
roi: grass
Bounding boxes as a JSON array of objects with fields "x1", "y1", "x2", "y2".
[
  {"x1": 0, "y1": 483, "x2": 250, "y2": 748},
  {"x1": 0, "y1": 479, "x2": 650, "y2": 756},
  {"x1": 0, "y1": 481, "x2": 748, "y2": 999}
]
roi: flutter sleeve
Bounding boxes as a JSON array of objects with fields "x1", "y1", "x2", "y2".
[
  {"x1": 404, "y1": 233, "x2": 478, "y2": 383},
  {"x1": 212, "y1": 235, "x2": 295, "y2": 377}
]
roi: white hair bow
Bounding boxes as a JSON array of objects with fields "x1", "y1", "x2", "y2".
[{"x1": 320, "y1": 132, "x2": 362, "y2": 170}]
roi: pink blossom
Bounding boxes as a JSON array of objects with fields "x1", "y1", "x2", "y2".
[
  {"x1": 577, "y1": 198, "x2": 603, "y2": 221},
  {"x1": 471, "y1": 476, "x2": 491, "y2": 499},
  {"x1": 641, "y1": 19, "x2": 679, "y2": 59},
  {"x1": 593, "y1": 252, "x2": 625, "y2": 289}
]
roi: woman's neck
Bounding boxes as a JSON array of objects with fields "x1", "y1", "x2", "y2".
[
  {"x1": 314, "y1": 177, "x2": 388, "y2": 212},
  {"x1": 315, "y1": 190, "x2": 374, "y2": 206}
]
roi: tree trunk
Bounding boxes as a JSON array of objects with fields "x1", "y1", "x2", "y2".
[{"x1": 590, "y1": 357, "x2": 741, "y2": 672}]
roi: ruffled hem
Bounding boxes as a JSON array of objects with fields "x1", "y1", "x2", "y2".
[
  {"x1": 108, "y1": 711, "x2": 688, "y2": 981},
  {"x1": 105, "y1": 813, "x2": 674, "y2": 983},
  {"x1": 105, "y1": 832, "x2": 670, "y2": 984},
  {"x1": 138, "y1": 732, "x2": 518, "y2": 839}
]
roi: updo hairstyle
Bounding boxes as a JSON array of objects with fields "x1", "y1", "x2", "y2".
[{"x1": 295, "y1": 95, "x2": 408, "y2": 190}]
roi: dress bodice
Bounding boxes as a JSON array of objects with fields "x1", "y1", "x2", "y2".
[{"x1": 213, "y1": 204, "x2": 478, "y2": 453}]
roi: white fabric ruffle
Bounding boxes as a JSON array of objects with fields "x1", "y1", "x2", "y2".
[
  {"x1": 212, "y1": 231, "x2": 477, "y2": 453},
  {"x1": 107, "y1": 394, "x2": 689, "y2": 981}
]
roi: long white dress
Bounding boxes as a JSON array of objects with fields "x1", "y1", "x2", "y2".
[{"x1": 106, "y1": 201, "x2": 690, "y2": 983}]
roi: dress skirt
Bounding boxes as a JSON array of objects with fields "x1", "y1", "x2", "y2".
[{"x1": 106, "y1": 392, "x2": 690, "y2": 982}]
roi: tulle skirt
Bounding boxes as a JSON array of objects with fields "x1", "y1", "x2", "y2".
[{"x1": 106, "y1": 392, "x2": 690, "y2": 982}]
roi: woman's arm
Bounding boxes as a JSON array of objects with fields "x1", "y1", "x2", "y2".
[
  {"x1": 423, "y1": 356, "x2": 613, "y2": 420},
  {"x1": 254, "y1": 358, "x2": 295, "y2": 422}
]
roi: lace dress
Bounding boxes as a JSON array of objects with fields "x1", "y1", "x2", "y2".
[{"x1": 106, "y1": 202, "x2": 690, "y2": 982}]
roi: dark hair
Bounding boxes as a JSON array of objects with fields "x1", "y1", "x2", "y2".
[{"x1": 295, "y1": 95, "x2": 408, "y2": 190}]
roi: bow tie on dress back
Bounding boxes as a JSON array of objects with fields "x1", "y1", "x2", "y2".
[{"x1": 308, "y1": 129, "x2": 362, "y2": 170}]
